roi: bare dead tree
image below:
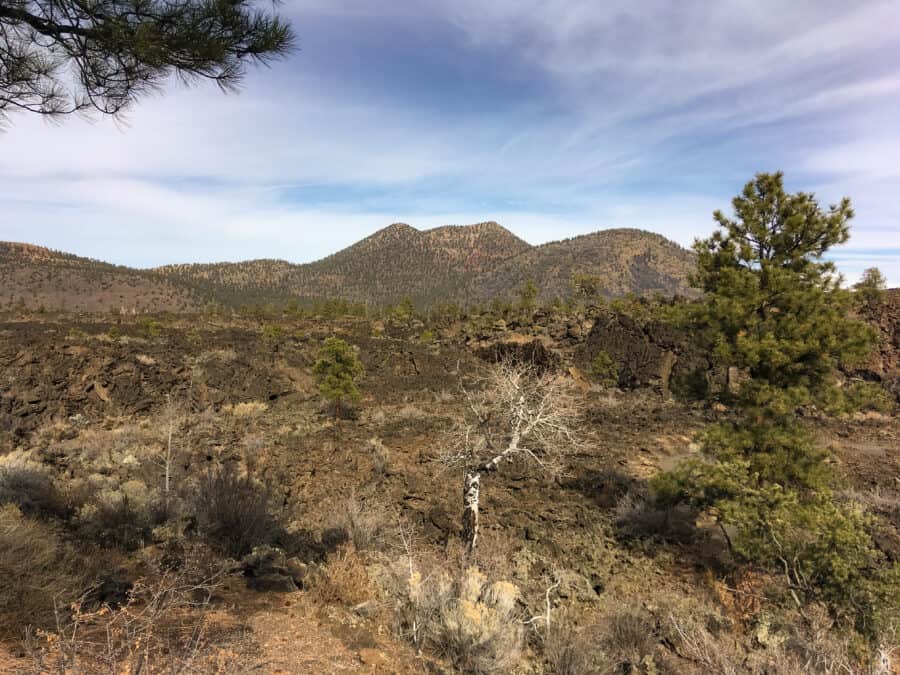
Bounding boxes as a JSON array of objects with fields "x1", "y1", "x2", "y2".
[
  {"x1": 151, "y1": 391, "x2": 189, "y2": 512},
  {"x1": 442, "y1": 359, "x2": 582, "y2": 553}
]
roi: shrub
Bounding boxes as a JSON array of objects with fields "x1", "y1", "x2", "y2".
[
  {"x1": 396, "y1": 565, "x2": 523, "y2": 674},
  {"x1": 261, "y1": 324, "x2": 283, "y2": 343},
  {"x1": 28, "y1": 554, "x2": 236, "y2": 673},
  {"x1": 725, "y1": 493, "x2": 900, "y2": 638},
  {"x1": 588, "y1": 350, "x2": 619, "y2": 387},
  {"x1": 77, "y1": 480, "x2": 159, "y2": 550},
  {"x1": 0, "y1": 505, "x2": 89, "y2": 635},
  {"x1": 823, "y1": 381, "x2": 895, "y2": 416},
  {"x1": 140, "y1": 318, "x2": 162, "y2": 338},
  {"x1": 613, "y1": 492, "x2": 695, "y2": 543},
  {"x1": 369, "y1": 437, "x2": 391, "y2": 477},
  {"x1": 0, "y1": 454, "x2": 68, "y2": 518},
  {"x1": 543, "y1": 621, "x2": 613, "y2": 675},
  {"x1": 435, "y1": 567, "x2": 523, "y2": 674},
  {"x1": 224, "y1": 401, "x2": 268, "y2": 417},
  {"x1": 311, "y1": 544, "x2": 372, "y2": 606},
  {"x1": 598, "y1": 607, "x2": 658, "y2": 668},
  {"x1": 193, "y1": 464, "x2": 280, "y2": 557},
  {"x1": 332, "y1": 492, "x2": 388, "y2": 552}
]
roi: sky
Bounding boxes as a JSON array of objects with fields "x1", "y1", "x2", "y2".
[{"x1": 1, "y1": 0, "x2": 899, "y2": 284}]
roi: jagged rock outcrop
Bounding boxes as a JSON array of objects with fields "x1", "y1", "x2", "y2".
[{"x1": 583, "y1": 313, "x2": 712, "y2": 396}]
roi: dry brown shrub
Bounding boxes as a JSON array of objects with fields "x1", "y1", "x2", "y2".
[
  {"x1": 76, "y1": 480, "x2": 163, "y2": 550},
  {"x1": 433, "y1": 567, "x2": 523, "y2": 674},
  {"x1": 0, "y1": 505, "x2": 89, "y2": 636},
  {"x1": 543, "y1": 620, "x2": 616, "y2": 675},
  {"x1": 26, "y1": 551, "x2": 239, "y2": 674},
  {"x1": 663, "y1": 609, "x2": 740, "y2": 675},
  {"x1": 192, "y1": 464, "x2": 281, "y2": 557},
  {"x1": 369, "y1": 437, "x2": 391, "y2": 477},
  {"x1": 598, "y1": 606, "x2": 658, "y2": 667},
  {"x1": 312, "y1": 545, "x2": 373, "y2": 606},
  {"x1": 710, "y1": 569, "x2": 765, "y2": 627},
  {"x1": 331, "y1": 491, "x2": 389, "y2": 552},
  {"x1": 756, "y1": 604, "x2": 898, "y2": 675}
]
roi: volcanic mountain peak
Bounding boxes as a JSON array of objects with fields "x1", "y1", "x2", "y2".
[
  {"x1": 362, "y1": 222, "x2": 420, "y2": 244},
  {"x1": 1, "y1": 222, "x2": 697, "y2": 312}
]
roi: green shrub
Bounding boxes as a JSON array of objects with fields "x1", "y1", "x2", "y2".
[
  {"x1": 588, "y1": 351, "x2": 618, "y2": 387},
  {"x1": 261, "y1": 324, "x2": 283, "y2": 343},
  {"x1": 140, "y1": 318, "x2": 162, "y2": 338},
  {"x1": 823, "y1": 381, "x2": 895, "y2": 415},
  {"x1": 724, "y1": 491, "x2": 900, "y2": 638}
]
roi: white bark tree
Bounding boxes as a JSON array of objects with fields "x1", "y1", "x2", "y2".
[
  {"x1": 443, "y1": 359, "x2": 582, "y2": 553},
  {"x1": 152, "y1": 393, "x2": 188, "y2": 510}
]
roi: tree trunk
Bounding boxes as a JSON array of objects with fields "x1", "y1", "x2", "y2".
[
  {"x1": 462, "y1": 469, "x2": 481, "y2": 554},
  {"x1": 165, "y1": 423, "x2": 173, "y2": 495}
]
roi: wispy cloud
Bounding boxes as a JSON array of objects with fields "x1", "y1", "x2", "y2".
[{"x1": 0, "y1": 1, "x2": 898, "y2": 282}]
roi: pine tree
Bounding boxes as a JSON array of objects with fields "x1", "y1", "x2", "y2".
[
  {"x1": 854, "y1": 267, "x2": 888, "y2": 307},
  {"x1": 313, "y1": 337, "x2": 364, "y2": 420},
  {"x1": 651, "y1": 173, "x2": 896, "y2": 637},
  {"x1": 0, "y1": 0, "x2": 294, "y2": 124},
  {"x1": 517, "y1": 279, "x2": 538, "y2": 314}
]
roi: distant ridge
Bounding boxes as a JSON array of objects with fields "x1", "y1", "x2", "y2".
[
  {"x1": 0, "y1": 241, "x2": 202, "y2": 313},
  {"x1": 0, "y1": 222, "x2": 696, "y2": 312}
]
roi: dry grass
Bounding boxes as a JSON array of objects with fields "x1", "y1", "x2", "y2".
[
  {"x1": 223, "y1": 401, "x2": 269, "y2": 417},
  {"x1": 0, "y1": 505, "x2": 90, "y2": 636},
  {"x1": 311, "y1": 545, "x2": 373, "y2": 606},
  {"x1": 331, "y1": 491, "x2": 389, "y2": 552},
  {"x1": 24, "y1": 552, "x2": 243, "y2": 674},
  {"x1": 543, "y1": 619, "x2": 616, "y2": 675}
]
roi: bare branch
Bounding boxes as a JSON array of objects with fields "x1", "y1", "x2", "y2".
[{"x1": 443, "y1": 358, "x2": 583, "y2": 553}]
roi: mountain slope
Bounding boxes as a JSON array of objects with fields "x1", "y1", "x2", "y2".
[
  {"x1": 469, "y1": 228, "x2": 697, "y2": 302},
  {"x1": 0, "y1": 242, "x2": 202, "y2": 313},
  {"x1": 3, "y1": 223, "x2": 696, "y2": 312},
  {"x1": 157, "y1": 221, "x2": 536, "y2": 307},
  {"x1": 287, "y1": 221, "x2": 532, "y2": 306}
]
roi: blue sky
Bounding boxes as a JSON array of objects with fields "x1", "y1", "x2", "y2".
[{"x1": 1, "y1": 0, "x2": 899, "y2": 284}]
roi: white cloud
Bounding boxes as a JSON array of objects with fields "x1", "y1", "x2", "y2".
[{"x1": 0, "y1": 0, "x2": 898, "y2": 286}]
